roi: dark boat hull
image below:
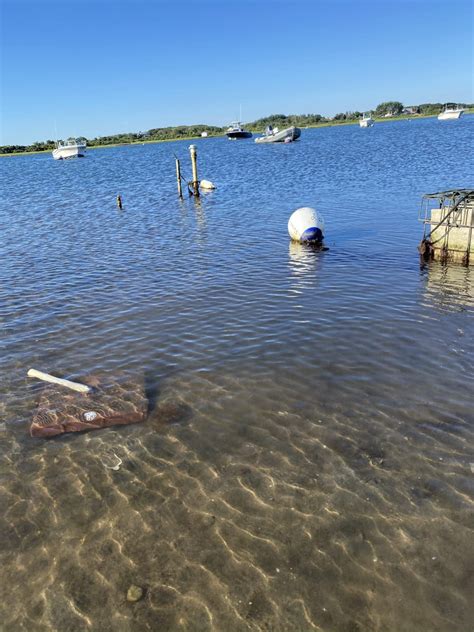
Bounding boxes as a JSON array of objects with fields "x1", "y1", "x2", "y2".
[{"x1": 226, "y1": 130, "x2": 253, "y2": 139}]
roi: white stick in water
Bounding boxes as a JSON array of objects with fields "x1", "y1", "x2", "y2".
[{"x1": 27, "y1": 368, "x2": 91, "y2": 394}]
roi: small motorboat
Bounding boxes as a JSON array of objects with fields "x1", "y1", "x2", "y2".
[
  {"x1": 359, "y1": 113, "x2": 374, "y2": 128},
  {"x1": 225, "y1": 122, "x2": 252, "y2": 140},
  {"x1": 52, "y1": 138, "x2": 87, "y2": 159},
  {"x1": 255, "y1": 125, "x2": 301, "y2": 143},
  {"x1": 438, "y1": 105, "x2": 464, "y2": 120}
]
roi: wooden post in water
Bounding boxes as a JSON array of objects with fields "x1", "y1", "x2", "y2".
[
  {"x1": 175, "y1": 158, "x2": 183, "y2": 198},
  {"x1": 189, "y1": 145, "x2": 200, "y2": 197},
  {"x1": 116, "y1": 195, "x2": 123, "y2": 210}
]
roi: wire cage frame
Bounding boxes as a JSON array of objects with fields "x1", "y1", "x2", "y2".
[{"x1": 418, "y1": 189, "x2": 474, "y2": 264}]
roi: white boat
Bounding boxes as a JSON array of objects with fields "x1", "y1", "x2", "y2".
[
  {"x1": 359, "y1": 113, "x2": 374, "y2": 128},
  {"x1": 254, "y1": 125, "x2": 301, "y2": 143},
  {"x1": 52, "y1": 138, "x2": 86, "y2": 160},
  {"x1": 226, "y1": 122, "x2": 252, "y2": 139},
  {"x1": 438, "y1": 105, "x2": 464, "y2": 120}
]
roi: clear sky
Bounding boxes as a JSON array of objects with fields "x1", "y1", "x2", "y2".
[{"x1": 1, "y1": 0, "x2": 473, "y2": 145}]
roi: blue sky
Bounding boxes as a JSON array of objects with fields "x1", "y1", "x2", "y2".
[{"x1": 1, "y1": 0, "x2": 473, "y2": 145}]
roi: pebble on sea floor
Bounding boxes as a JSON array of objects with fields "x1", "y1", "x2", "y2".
[{"x1": 127, "y1": 585, "x2": 144, "y2": 602}]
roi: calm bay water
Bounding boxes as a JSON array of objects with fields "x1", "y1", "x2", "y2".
[{"x1": 1, "y1": 117, "x2": 473, "y2": 631}]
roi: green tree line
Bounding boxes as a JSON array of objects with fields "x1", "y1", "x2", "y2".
[{"x1": 2, "y1": 101, "x2": 473, "y2": 155}]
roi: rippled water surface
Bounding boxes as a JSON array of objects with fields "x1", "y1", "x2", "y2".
[{"x1": 1, "y1": 117, "x2": 473, "y2": 631}]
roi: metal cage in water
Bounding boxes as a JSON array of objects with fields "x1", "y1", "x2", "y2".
[{"x1": 418, "y1": 189, "x2": 474, "y2": 265}]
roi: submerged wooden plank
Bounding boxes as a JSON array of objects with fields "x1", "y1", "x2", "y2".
[{"x1": 30, "y1": 373, "x2": 148, "y2": 438}]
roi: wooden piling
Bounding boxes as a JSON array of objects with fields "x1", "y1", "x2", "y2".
[
  {"x1": 175, "y1": 158, "x2": 183, "y2": 198},
  {"x1": 189, "y1": 145, "x2": 200, "y2": 197},
  {"x1": 116, "y1": 195, "x2": 123, "y2": 210}
]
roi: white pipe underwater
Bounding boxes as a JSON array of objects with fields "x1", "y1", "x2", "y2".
[{"x1": 27, "y1": 368, "x2": 92, "y2": 394}]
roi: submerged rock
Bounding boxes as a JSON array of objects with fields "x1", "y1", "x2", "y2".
[{"x1": 150, "y1": 402, "x2": 193, "y2": 427}]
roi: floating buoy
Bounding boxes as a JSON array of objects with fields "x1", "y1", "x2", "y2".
[
  {"x1": 288, "y1": 207, "x2": 325, "y2": 244},
  {"x1": 200, "y1": 179, "x2": 216, "y2": 190}
]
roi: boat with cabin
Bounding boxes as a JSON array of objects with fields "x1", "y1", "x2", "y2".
[
  {"x1": 254, "y1": 125, "x2": 301, "y2": 144},
  {"x1": 225, "y1": 122, "x2": 252, "y2": 140},
  {"x1": 438, "y1": 105, "x2": 464, "y2": 120},
  {"x1": 359, "y1": 113, "x2": 374, "y2": 128},
  {"x1": 52, "y1": 138, "x2": 87, "y2": 160}
]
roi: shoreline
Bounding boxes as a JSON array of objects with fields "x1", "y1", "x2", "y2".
[{"x1": 2, "y1": 111, "x2": 473, "y2": 157}]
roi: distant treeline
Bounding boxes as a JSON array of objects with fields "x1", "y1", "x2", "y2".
[{"x1": 2, "y1": 101, "x2": 473, "y2": 155}]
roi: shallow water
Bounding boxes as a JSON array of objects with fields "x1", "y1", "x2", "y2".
[{"x1": 1, "y1": 117, "x2": 473, "y2": 631}]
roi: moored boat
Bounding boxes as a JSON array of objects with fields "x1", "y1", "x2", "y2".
[
  {"x1": 225, "y1": 122, "x2": 252, "y2": 140},
  {"x1": 359, "y1": 113, "x2": 374, "y2": 128},
  {"x1": 52, "y1": 138, "x2": 86, "y2": 159},
  {"x1": 438, "y1": 105, "x2": 464, "y2": 120},
  {"x1": 254, "y1": 125, "x2": 301, "y2": 143}
]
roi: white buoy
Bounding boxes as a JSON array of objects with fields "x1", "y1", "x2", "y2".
[
  {"x1": 288, "y1": 207, "x2": 325, "y2": 243},
  {"x1": 200, "y1": 179, "x2": 216, "y2": 190}
]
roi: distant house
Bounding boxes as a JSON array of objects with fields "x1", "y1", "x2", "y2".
[
  {"x1": 201, "y1": 131, "x2": 208, "y2": 137},
  {"x1": 402, "y1": 107, "x2": 419, "y2": 115}
]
